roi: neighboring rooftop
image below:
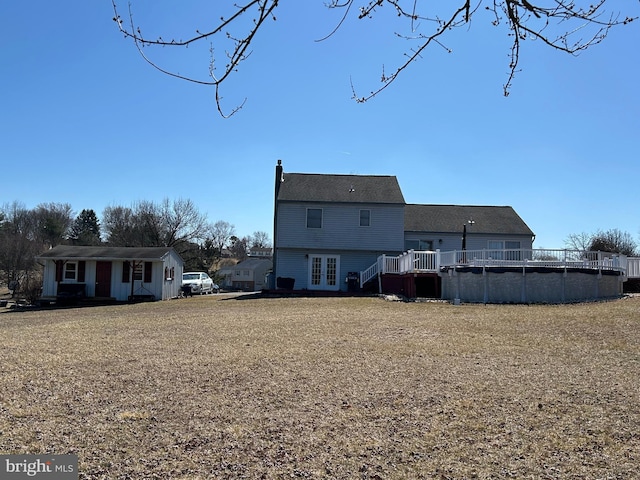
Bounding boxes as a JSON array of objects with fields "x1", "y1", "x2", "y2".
[{"x1": 36, "y1": 245, "x2": 180, "y2": 261}]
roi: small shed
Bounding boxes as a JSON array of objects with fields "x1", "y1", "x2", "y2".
[{"x1": 37, "y1": 245, "x2": 184, "y2": 303}]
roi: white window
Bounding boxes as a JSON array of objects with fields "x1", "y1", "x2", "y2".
[
  {"x1": 359, "y1": 209, "x2": 371, "y2": 227},
  {"x1": 405, "y1": 240, "x2": 434, "y2": 251},
  {"x1": 306, "y1": 208, "x2": 322, "y2": 229},
  {"x1": 64, "y1": 262, "x2": 77, "y2": 281},
  {"x1": 133, "y1": 262, "x2": 143, "y2": 281},
  {"x1": 488, "y1": 240, "x2": 521, "y2": 249},
  {"x1": 488, "y1": 240, "x2": 522, "y2": 260}
]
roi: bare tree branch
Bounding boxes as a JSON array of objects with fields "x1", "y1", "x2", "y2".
[
  {"x1": 111, "y1": 1, "x2": 638, "y2": 116},
  {"x1": 112, "y1": 0, "x2": 277, "y2": 117}
]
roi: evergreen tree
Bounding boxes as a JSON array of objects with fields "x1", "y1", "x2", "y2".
[{"x1": 70, "y1": 209, "x2": 102, "y2": 245}]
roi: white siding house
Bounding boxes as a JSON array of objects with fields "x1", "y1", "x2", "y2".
[{"x1": 37, "y1": 246, "x2": 184, "y2": 302}]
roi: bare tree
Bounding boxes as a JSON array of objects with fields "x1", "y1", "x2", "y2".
[
  {"x1": 208, "y1": 220, "x2": 236, "y2": 258},
  {"x1": 112, "y1": 0, "x2": 637, "y2": 116},
  {"x1": 565, "y1": 229, "x2": 638, "y2": 256},
  {"x1": 564, "y1": 231, "x2": 593, "y2": 252},
  {"x1": 102, "y1": 199, "x2": 209, "y2": 250},
  {"x1": 160, "y1": 198, "x2": 209, "y2": 247},
  {"x1": 249, "y1": 230, "x2": 271, "y2": 249},
  {"x1": 0, "y1": 201, "x2": 39, "y2": 283},
  {"x1": 102, "y1": 205, "x2": 138, "y2": 246},
  {"x1": 589, "y1": 228, "x2": 637, "y2": 256},
  {"x1": 32, "y1": 202, "x2": 74, "y2": 249},
  {"x1": 0, "y1": 201, "x2": 74, "y2": 297}
]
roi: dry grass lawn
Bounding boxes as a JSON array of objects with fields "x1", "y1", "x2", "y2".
[{"x1": 1, "y1": 294, "x2": 639, "y2": 479}]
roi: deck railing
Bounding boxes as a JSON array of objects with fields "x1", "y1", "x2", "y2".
[
  {"x1": 360, "y1": 249, "x2": 630, "y2": 287},
  {"x1": 628, "y1": 257, "x2": 640, "y2": 278}
]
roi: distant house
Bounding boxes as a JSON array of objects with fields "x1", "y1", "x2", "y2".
[
  {"x1": 247, "y1": 246, "x2": 273, "y2": 259},
  {"x1": 37, "y1": 245, "x2": 184, "y2": 303},
  {"x1": 228, "y1": 258, "x2": 272, "y2": 291}
]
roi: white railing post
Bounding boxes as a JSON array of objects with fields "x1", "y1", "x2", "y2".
[{"x1": 598, "y1": 251, "x2": 602, "y2": 275}]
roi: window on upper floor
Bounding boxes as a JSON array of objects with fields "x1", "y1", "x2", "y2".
[
  {"x1": 306, "y1": 208, "x2": 322, "y2": 228},
  {"x1": 359, "y1": 209, "x2": 371, "y2": 227}
]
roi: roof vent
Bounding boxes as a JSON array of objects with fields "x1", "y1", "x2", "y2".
[{"x1": 349, "y1": 185, "x2": 355, "y2": 193}]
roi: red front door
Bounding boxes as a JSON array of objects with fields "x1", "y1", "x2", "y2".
[{"x1": 95, "y1": 261, "x2": 112, "y2": 297}]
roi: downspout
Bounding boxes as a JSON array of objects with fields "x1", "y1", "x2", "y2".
[{"x1": 273, "y1": 159, "x2": 284, "y2": 288}]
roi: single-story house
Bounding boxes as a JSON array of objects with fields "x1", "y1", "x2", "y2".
[{"x1": 37, "y1": 245, "x2": 184, "y2": 303}]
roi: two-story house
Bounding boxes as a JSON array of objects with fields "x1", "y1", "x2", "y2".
[
  {"x1": 228, "y1": 257, "x2": 272, "y2": 291},
  {"x1": 272, "y1": 160, "x2": 535, "y2": 294},
  {"x1": 273, "y1": 160, "x2": 406, "y2": 291}
]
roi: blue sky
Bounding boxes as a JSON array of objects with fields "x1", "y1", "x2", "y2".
[{"x1": 1, "y1": 1, "x2": 638, "y2": 249}]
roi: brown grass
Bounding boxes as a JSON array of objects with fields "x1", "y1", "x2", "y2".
[{"x1": 1, "y1": 295, "x2": 639, "y2": 479}]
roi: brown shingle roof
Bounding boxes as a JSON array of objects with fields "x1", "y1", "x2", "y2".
[
  {"x1": 36, "y1": 245, "x2": 180, "y2": 261},
  {"x1": 277, "y1": 173, "x2": 405, "y2": 204},
  {"x1": 405, "y1": 204, "x2": 534, "y2": 236}
]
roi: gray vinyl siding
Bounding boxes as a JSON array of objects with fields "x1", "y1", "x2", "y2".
[
  {"x1": 275, "y1": 250, "x2": 309, "y2": 290},
  {"x1": 404, "y1": 232, "x2": 534, "y2": 253},
  {"x1": 477, "y1": 234, "x2": 533, "y2": 251},
  {"x1": 277, "y1": 202, "x2": 405, "y2": 252},
  {"x1": 276, "y1": 249, "x2": 387, "y2": 291}
]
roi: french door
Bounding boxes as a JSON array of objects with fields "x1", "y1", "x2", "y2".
[{"x1": 308, "y1": 255, "x2": 340, "y2": 291}]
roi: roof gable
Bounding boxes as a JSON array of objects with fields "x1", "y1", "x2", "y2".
[
  {"x1": 37, "y1": 245, "x2": 182, "y2": 262},
  {"x1": 404, "y1": 204, "x2": 534, "y2": 236},
  {"x1": 277, "y1": 173, "x2": 405, "y2": 204}
]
